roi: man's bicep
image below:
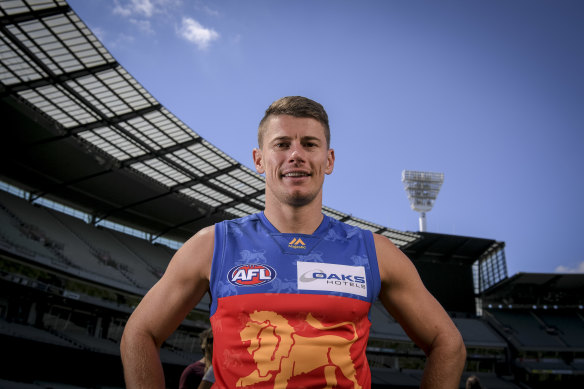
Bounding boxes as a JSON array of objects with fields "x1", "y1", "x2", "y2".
[
  {"x1": 125, "y1": 226, "x2": 214, "y2": 346},
  {"x1": 375, "y1": 234, "x2": 454, "y2": 353}
]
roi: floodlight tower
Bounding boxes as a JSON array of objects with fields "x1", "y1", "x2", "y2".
[{"x1": 401, "y1": 170, "x2": 444, "y2": 232}]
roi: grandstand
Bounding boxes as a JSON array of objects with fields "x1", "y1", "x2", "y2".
[
  {"x1": 482, "y1": 273, "x2": 584, "y2": 388},
  {"x1": 1, "y1": 1, "x2": 582, "y2": 388}
]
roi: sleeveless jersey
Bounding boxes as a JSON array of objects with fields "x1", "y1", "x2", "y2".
[{"x1": 209, "y1": 212, "x2": 381, "y2": 388}]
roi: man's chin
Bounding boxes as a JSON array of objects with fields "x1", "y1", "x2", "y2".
[{"x1": 285, "y1": 191, "x2": 319, "y2": 207}]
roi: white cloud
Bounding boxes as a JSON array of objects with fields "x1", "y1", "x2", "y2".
[
  {"x1": 201, "y1": 5, "x2": 219, "y2": 17},
  {"x1": 113, "y1": 0, "x2": 155, "y2": 18},
  {"x1": 178, "y1": 17, "x2": 219, "y2": 50},
  {"x1": 555, "y1": 261, "x2": 584, "y2": 274},
  {"x1": 113, "y1": 1, "x2": 131, "y2": 17},
  {"x1": 113, "y1": 4, "x2": 131, "y2": 17},
  {"x1": 130, "y1": 18, "x2": 154, "y2": 34}
]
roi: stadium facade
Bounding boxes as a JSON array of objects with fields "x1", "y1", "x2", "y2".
[{"x1": 1, "y1": 1, "x2": 583, "y2": 388}]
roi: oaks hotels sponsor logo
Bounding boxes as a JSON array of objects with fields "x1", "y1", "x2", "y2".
[
  {"x1": 297, "y1": 261, "x2": 367, "y2": 297},
  {"x1": 288, "y1": 237, "x2": 307, "y2": 249},
  {"x1": 228, "y1": 264, "x2": 277, "y2": 286}
]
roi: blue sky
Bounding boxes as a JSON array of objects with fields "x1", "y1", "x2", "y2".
[{"x1": 68, "y1": 0, "x2": 584, "y2": 276}]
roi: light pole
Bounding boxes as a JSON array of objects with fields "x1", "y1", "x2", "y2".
[{"x1": 401, "y1": 170, "x2": 444, "y2": 232}]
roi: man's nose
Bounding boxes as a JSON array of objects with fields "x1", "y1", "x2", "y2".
[{"x1": 288, "y1": 144, "x2": 305, "y2": 163}]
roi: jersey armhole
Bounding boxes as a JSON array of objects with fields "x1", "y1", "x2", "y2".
[
  {"x1": 209, "y1": 221, "x2": 226, "y2": 317},
  {"x1": 364, "y1": 230, "x2": 381, "y2": 303}
]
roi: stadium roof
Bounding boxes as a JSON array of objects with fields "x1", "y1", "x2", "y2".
[
  {"x1": 403, "y1": 232, "x2": 499, "y2": 265},
  {"x1": 482, "y1": 273, "x2": 584, "y2": 308},
  {"x1": 0, "y1": 0, "x2": 419, "y2": 246}
]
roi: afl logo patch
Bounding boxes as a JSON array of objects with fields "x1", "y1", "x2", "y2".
[{"x1": 227, "y1": 264, "x2": 277, "y2": 286}]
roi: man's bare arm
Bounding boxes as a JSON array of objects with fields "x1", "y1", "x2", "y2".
[
  {"x1": 120, "y1": 226, "x2": 214, "y2": 389},
  {"x1": 374, "y1": 234, "x2": 466, "y2": 389}
]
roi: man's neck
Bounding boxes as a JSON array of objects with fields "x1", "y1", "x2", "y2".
[{"x1": 263, "y1": 199, "x2": 324, "y2": 234}]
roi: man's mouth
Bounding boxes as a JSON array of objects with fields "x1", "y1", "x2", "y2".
[{"x1": 282, "y1": 171, "x2": 310, "y2": 178}]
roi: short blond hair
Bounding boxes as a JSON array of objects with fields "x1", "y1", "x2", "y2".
[{"x1": 258, "y1": 96, "x2": 330, "y2": 148}]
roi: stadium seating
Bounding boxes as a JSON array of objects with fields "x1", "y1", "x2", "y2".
[
  {"x1": 0, "y1": 379, "x2": 45, "y2": 389},
  {"x1": 370, "y1": 367, "x2": 421, "y2": 387},
  {"x1": 0, "y1": 193, "x2": 131, "y2": 285},
  {"x1": 0, "y1": 318, "x2": 78, "y2": 349},
  {"x1": 105, "y1": 229, "x2": 173, "y2": 277},
  {"x1": 453, "y1": 317, "x2": 507, "y2": 348},
  {"x1": 0, "y1": 197, "x2": 68, "y2": 266},
  {"x1": 486, "y1": 309, "x2": 566, "y2": 349},
  {"x1": 0, "y1": 191, "x2": 170, "y2": 292},
  {"x1": 572, "y1": 358, "x2": 584, "y2": 372},
  {"x1": 517, "y1": 358, "x2": 574, "y2": 373},
  {"x1": 47, "y1": 209, "x2": 158, "y2": 289},
  {"x1": 536, "y1": 310, "x2": 584, "y2": 348}
]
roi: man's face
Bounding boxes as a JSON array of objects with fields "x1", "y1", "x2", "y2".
[{"x1": 253, "y1": 115, "x2": 335, "y2": 208}]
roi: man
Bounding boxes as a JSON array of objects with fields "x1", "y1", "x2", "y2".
[{"x1": 121, "y1": 96, "x2": 466, "y2": 388}]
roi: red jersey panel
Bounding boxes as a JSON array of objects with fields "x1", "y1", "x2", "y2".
[{"x1": 211, "y1": 293, "x2": 372, "y2": 389}]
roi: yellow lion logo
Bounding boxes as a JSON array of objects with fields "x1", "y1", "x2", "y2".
[{"x1": 237, "y1": 310, "x2": 362, "y2": 389}]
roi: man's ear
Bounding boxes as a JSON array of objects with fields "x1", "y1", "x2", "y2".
[
  {"x1": 252, "y1": 148, "x2": 265, "y2": 174},
  {"x1": 325, "y1": 148, "x2": 335, "y2": 175}
]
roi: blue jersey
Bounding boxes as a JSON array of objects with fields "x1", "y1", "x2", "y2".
[{"x1": 209, "y1": 212, "x2": 381, "y2": 388}]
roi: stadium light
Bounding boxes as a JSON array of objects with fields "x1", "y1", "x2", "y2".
[{"x1": 401, "y1": 170, "x2": 444, "y2": 232}]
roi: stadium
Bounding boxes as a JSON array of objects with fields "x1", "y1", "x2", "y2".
[{"x1": 1, "y1": 1, "x2": 583, "y2": 388}]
